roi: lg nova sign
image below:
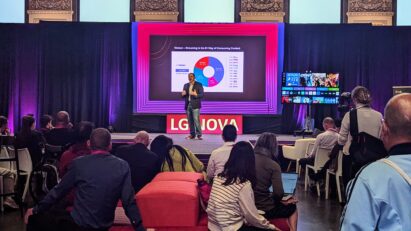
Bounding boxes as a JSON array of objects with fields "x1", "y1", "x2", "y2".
[{"x1": 167, "y1": 114, "x2": 243, "y2": 134}]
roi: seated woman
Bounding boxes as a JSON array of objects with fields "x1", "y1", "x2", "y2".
[
  {"x1": 150, "y1": 135, "x2": 204, "y2": 172},
  {"x1": 15, "y1": 115, "x2": 45, "y2": 168},
  {"x1": 254, "y1": 132, "x2": 298, "y2": 231},
  {"x1": 207, "y1": 141, "x2": 279, "y2": 231},
  {"x1": 59, "y1": 121, "x2": 94, "y2": 177}
]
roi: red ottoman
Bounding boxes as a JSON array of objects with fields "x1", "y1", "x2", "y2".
[
  {"x1": 152, "y1": 171, "x2": 204, "y2": 183},
  {"x1": 136, "y1": 180, "x2": 200, "y2": 228}
]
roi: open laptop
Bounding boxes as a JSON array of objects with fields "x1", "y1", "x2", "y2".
[{"x1": 269, "y1": 172, "x2": 298, "y2": 200}]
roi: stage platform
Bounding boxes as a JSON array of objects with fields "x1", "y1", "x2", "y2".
[{"x1": 112, "y1": 133, "x2": 300, "y2": 155}]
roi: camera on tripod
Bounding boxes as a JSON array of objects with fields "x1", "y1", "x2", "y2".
[{"x1": 337, "y1": 92, "x2": 352, "y2": 116}]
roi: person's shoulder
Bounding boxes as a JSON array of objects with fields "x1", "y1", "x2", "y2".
[
  {"x1": 211, "y1": 144, "x2": 228, "y2": 154},
  {"x1": 357, "y1": 160, "x2": 392, "y2": 181},
  {"x1": 116, "y1": 144, "x2": 134, "y2": 152}
]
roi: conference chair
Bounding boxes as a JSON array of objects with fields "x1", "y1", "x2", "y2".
[
  {"x1": 304, "y1": 147, "x2": 331, "y2": 197},
  {"x1": 325, "y1": 151, "x2": 344, "y2": 203},
  {"x1": 283, "y1": 138, "x2": 316, "y2": 174},
  {"x1": 7, "y1": 148, "x2": 33, "y2": 202},
  {"x1": 0, "y1": 146, "x2": 11, "y2": 212}
]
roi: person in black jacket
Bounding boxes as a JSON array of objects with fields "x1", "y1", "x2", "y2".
[
  {"x1": 182, "y1": 73, "x2": 204, "y2": 140},
  {"x1": 115, "y1": 131, "x2": 160, "y2": 193},
  {"x1": 16, "y1": 115, "x2": 45, "y2": 168}
]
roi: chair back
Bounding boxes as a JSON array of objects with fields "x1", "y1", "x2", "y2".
[
  {"x1": 314, "y1": 147, "x2": 331, "y2": 169},
  {"x1": 306, "y1": 142, "x2": 315, "y2": 157},
  {"x1": 0, "y1": 146, "x2": 11, "y2": 169},
  {"x1": 8, "y1": 148, "x2": 33, "y2": 172},
  {"x1": 336, "y1": 151, "x2": 343, "y2": 176},
  {"x1": 294, "y1": 138, "x2": 316, "y2": 159},
  {"x1": 45, "y1": 144, "x2": 65, "y2": 160}
]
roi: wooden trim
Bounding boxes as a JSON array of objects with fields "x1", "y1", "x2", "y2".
[
  {"x1": 25, "y1": 0, "x2": 29, "y2": 23},
  {"x1": 284, "y1": 0, "x2": 289, "y2": 23},
  {"x1": 130, "y1": 0, "x2": 135, "y2": 22},
  {"x1": 392, "y1": 0, "x2": 397, "y2": 26},
  {"x1": 235, "y1": 0, "x2": 241, "y2": 23},
  {"x1": 72, "y1": 0, "x2": 79, "y2": 21},
  {"x1": 342, "y1": 0, "x2": 348, "y2": 23},
  {"x1": 178, "y1": 0, "x2": 184, "y2": 22}
]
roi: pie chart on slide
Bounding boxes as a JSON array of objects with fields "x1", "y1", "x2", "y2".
[{"x1": 193, "y1": 56, "x2": 224, "y2": 87}]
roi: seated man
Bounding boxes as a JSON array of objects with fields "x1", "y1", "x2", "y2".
[
  {"x1": 206, "y1": 125, "x2": 237, "y2": 180},
  {"x1": 0, "y1": 167, "x2": 18, "y2": 209},
  {"x1": 299, "y1": 117, "x2": 338, "y2": 170},
  {"x1": 116, "y1": 131, "x2": 160, "y2": 193},
  {"x1": 26, "y1": 128, "x2": 145, "y2": 231},
  {"x1": 44, "y1": 111, "x2": 75, "y2": 147}
]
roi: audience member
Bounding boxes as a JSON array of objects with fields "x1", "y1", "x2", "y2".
[
  {"x1": 0, "y1": 116, "x2": 10, "y2": 135},
  {"x1": 0, "y1": 166, "x2": 18, "y2": 209},
  {"x1": 44, "y1": 111, "x2": 75, "y2": 147},
  {"x1": 299, "y1": 117, "x2": 338, "y2": 170},
  {"x1": 150, "y1": 135, "x2": 204, "y2": 172},
  {"x1": 59, "y1": 121, "x2": 94, "y2": 177},
  {"x1": 25, "y1": 128, "x2": 144, "y2": 231},
  {"x1": 207, "y1": 141, "x2": 279, "y2": 231},
  {"x1": 38, "y1": 114, "x2": 53, "y2": 135},
  {"x1": 254, "y1": 133, "x2": 298, "y2": 231},
  {"x1": 341, "y1": 93, "x2": 411, "y2": 230},
  {"x1": 15, "y1": 115, "x2": 45, "y2": 167},
  {"x1": 206, "y1": 125, "x2": 237, "y2": 180},
  {"x1": 116, "y1": 131, "x2": 160, "y2": 193},
  {"x1": 338, "y1": 86, "x2": 382, "y2": 187}
]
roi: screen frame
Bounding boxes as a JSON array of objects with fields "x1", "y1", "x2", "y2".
[
  {"x1": 281, "y1": 72, "x2": 340, "y2": 105},
  {"x1": 135, "y1": 23, "x2": 280, "y2": 114}
]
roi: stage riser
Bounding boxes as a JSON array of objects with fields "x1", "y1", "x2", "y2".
[{"x1": 130, "y1": 114, "x2": 283, "y2": 134}]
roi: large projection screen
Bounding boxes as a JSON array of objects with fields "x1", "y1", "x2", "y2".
[{"x1": 134, "y1": 23, "x2": 282, "y2": 114}]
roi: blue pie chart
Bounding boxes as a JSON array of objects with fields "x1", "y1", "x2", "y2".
[{"x1": 193, "y1": 56, "x2": 224, "y2": 87}]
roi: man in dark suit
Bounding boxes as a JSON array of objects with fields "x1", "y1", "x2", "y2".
[
  {"x1": 116, "y1": 131, "x2": 160, "y2": 193},
  {"x1": 44, "y1": 111, "x2": 75, "y2": 147},
  {"x1": 182, "y1": 73, "x2": 204, "y2": 140}
]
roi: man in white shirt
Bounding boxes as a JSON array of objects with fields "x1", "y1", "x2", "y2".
[
  {"x1": 206, "y1": 125, "x2": 237, "y2": 180},
  {"x1": 299, "y1": 117, "x2": 338, "y2": 170}
]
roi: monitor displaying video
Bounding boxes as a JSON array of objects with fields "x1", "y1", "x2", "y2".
[{"x1": 281, "y1": 72, "x2": 340, "y2": 105}]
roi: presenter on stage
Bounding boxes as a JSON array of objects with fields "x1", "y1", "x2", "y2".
[{"x1": 182, "y1": 73, "x2": 204, "y2": 140}]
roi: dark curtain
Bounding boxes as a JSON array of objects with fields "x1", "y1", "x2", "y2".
[
  {"x1": 0, "y1": 22, "x2": 132, "y2": 132},
  {"x1": 282, "y1": 24, "x2": 411, "y2": 133},
  {"x1": 0, "y1": 24, "x2": 40, "y2": 131},
  {"x1": 2, "y1": 23, "x2": 411, "y2": 133},
  {"x1": 37, "y1": 22, "x2": 132, "y2": 131}
]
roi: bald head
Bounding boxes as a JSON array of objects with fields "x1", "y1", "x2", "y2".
[
  {"x1": 56, "y1": 111, "x2": 70, "y2": 127},
  {"x1": 322, "y1": 117, "x2": 335, "y2": 129},
  {"x1": 89, "y1": 128, "x2": 112, "y2": 151},
  {"x1": 134, "y1": 131, "x2": 150, "y2": 146},
  {"x1": 384, "y1": 93, "x2": 411, "y2": 139}
]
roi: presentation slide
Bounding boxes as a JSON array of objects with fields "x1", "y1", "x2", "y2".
[{"x1": 171, "y1": 51, "x2": 244, "y2": 93}]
